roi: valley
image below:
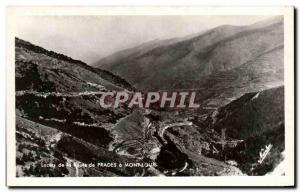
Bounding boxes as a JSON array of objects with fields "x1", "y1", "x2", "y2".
[{"x1": 15, "y1": 16, "x2": 285, "y2": 177}]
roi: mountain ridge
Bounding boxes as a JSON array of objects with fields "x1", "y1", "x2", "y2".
[{"x1": 16, "y1": 37, "x2": 133, "y2": 91}]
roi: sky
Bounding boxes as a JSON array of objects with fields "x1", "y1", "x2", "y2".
[{"x1": 15, "y1": 15, "x2": 272, "y2": 64}]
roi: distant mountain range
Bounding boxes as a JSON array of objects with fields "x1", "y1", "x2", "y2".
[{"x1": 94, "y1": 16, "x2": 283, "y2": 108}]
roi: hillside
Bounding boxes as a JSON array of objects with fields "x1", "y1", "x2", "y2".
[
  {"x1": 15, "y1": 38, "x2": 141, "y2": 176},
  {"x1": 16, "y1": 37, "x2": 133, "y2": 92},
  {"x1": 205, "y1": 86, "x2": 285, "y2": 175}
]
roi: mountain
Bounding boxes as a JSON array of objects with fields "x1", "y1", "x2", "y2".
[
  {"x1": 96, "y1": 30, "x2": 208, "y2": 67},
  {"x1": 94, "y1": 17, "x2": 284, "y2": 108}
]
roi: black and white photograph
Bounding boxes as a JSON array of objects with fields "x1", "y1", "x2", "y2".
[{"x1": 5, "y1": 6, "x2": 295, "y2": 187}]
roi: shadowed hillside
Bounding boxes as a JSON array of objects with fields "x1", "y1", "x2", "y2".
[{"x1": 205, "y1": 86, "x2": 284, "y2": 175}]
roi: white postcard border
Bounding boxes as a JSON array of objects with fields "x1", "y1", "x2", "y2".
[{"x1": 6, "y1": 6, "x2": 294, "y2": 187}]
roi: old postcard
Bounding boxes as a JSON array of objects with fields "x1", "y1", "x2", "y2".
[{"x1": 6, "y1": 6, "x2": 294, "y2": 187}]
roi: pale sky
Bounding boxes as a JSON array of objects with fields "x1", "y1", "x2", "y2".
[{"x1": 15, "y1": 15, "x2": 272, "y2": 64}]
